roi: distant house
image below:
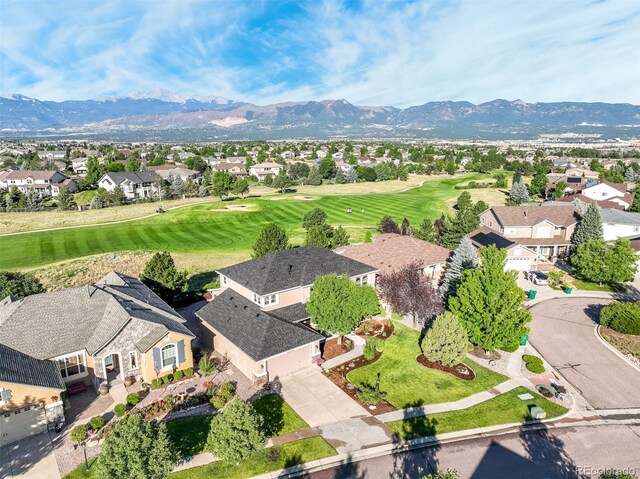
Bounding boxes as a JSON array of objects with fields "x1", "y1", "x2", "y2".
[
  {"x1": 214, "y1": 162, "x2": 248, "y2": 177},
  {"x1": 249, "y1": 162, "x2": 282, "y2": 181},
  {"x1": 600, "y1": 209, "x2": 640, "y2": 241},
  {"x1": 579, "y1": 180, "x2": 632, "y2": 209},
  {"x1": 98, "y1": 171, "x2": 160, "y2": 199},
  {"x1": 335, "y1": 233, "x2": 451, "y2": 281},
  {"x1": 564, "y1": 167, "x2": 599, "y2": 179},
  {"x1": 224, "y1": 156, "x2": 247, "y2": 164},
  {"x1": 335, "y1": 161, "x2": 354, "y2": 174},
  {"x1": 196, "y1": 247, "x2": 378, "y2": 383},
  {"x1": 479, "y1": 205, "x2": 580, "y2": 260},
  {"x1": 467, "y1": 226, "x2": 540, "y2": 271},
  {"x1": 148, "y1": 166, "x2": 201, "y2": 183},
  {"x1": 37, "y1": 150, "x2": 66, "y2": 161},
  {"x1": 0, "y1": 170, "x2": 77, "y2": 197},
  {"x1": 0, "y1": 272, "x2": 194, "y2": 446}
]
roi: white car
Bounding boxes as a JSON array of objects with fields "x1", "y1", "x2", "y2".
[{"x1": 531, "y1": 271, "x2": 549, "y2": 286}]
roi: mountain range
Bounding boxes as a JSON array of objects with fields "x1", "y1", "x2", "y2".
[{"x1": 1, "y1": 90, "x2": 639, "y2": 141}]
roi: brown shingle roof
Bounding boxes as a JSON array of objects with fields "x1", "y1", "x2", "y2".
[
  {"x1": 335, "y1": 233, "x2": 451, "y2": 274},
  {"x1": 3, "y1": 170, "x2": 63, "y2": 181},
  {"x1": 490, "y1": 206, "x2": 579, "y2": 228}
]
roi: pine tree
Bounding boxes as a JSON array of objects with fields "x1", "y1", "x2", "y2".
[
  {"x1": 413, "y1": 218, "x2": 437, "y2": 243},
  {"x1": 630, "y1": 188, "x2": 640, "y2": 213},
  {"x1": 508, "y1": 177, "x2": 530, "y2": 205},
  {"x1": 421, "y1": 312, "x2": 468, "y2": 367},
  {"x1": 140, "y1": 251, "x2": 187, "y2": 301},
  {"x1": 169, "y1": 173, "x2": 184, "y2": 198},
  {"x1": 624, "y1": 167, "x2": 636, "y2": 183},
  {"x1": 438, "y1": 236, "x2": 478, "y2": 302},
  {"x1": 401, "y1": 218, "x2": 410, "y2": 235},
  {"x1": 346, "y1": 168, "x2": 358, "y2": 183},
  {"x1": 332, "y1": 226, "x2": 350, "y2": 247},
  {"x1": 57, "y1": 187, "x2": 76, "y2": 210},
  {"x1": 252, "y1": 223, "x2": 288, "y2": 258},
  {"x1": 571, "y1": 201, "x2": 603, "y2": 247},
  {"x1": 207, "y1": 399, "x2": 265, "y2": 464},
  {"x1": 449, "y1": 245, "x2": 531, "y2": 351}
]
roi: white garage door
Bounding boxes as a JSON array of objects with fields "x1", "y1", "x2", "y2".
[
  {"x1": 267, "y1": 346, "x2": 312, "y2": 380},
  {"x1": 505, "y1": 257, "x2": 532, "y2": 271},
  {"x1": 0, "y1": 406, "x2": 47, "y2": 447}
]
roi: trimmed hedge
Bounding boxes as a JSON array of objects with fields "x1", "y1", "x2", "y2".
[
  {"x1": 126, "y1": 392, "x2": 140, "y2": 406},
  {"x1": 89, "y1": 415, "x2": 105, "y2": 430},
  {"x1": 600, "y1": 301, "x2": 640, "y2": 336},
  {"x1": 114, "y1": 403, "x2": 126, "y2": 417},
  {"x1": 523, "y1": 355, "x2": 545, "y2": 374}
]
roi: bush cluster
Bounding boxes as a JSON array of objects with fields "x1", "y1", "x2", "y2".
[
  {"x1": 70, "y1": 424, "x2": 88, "y2": 443},
  {"x1": 113, "y1": 403, "x2": 127, "y2": 417},
  {"x1": 126, "y1": 392, "x2": 140, "y2": 406},
  {"x1": 600, "y1": 301, "x2": 640, "y2": 336},
  {"x1": 523, "y1": 355, "x2": 545, "y2": 374},
  {"x1": 364, "y1": 337, "x2": 385, "y2": 360},
  {"x1": 357, "y1": 384, "x2": 387, "y2": 406},
  {"x1": 210, "y1": 382, "x2": 236, "y2": 409},
  {"x1": 89, "y1": 415, "x2": 105, "y2": 430}
]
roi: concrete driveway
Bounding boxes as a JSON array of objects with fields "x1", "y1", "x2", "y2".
[
  {"x1": 280, "y1": 367, "x2": 370, "y2": 427},
  {"x1": 0, "y1": 433, "x2": 60, "y2": 479},
  {"x1": 529, "y1": 298, "x2": 640, "y2": 409}
]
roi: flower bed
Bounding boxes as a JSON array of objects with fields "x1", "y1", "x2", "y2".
[
  {"x1": 468, "y1": 346, "x2": 501, "y2": 361},
  {"x1": 321, "y1": 337, "x2": 354, "y2": 360},
  {"x1": 323, "y1": 352, "x2": 397, "y2": 414},
  {"x1": 354, "y1": 319, "x2": 394, "y2": 339},
  {"x1": 416, "y1": 355, "x2": 476, "y2": 381}
]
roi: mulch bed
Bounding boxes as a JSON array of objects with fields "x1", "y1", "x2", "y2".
[
  {"x1": 321, "y1": 337, "x2": 354, "y2": 361},
  {"x1": 468, "y1": 346, "x2": 501, "y2": 361},
  {"x1": 416, "y1": 355, "x2": 476, "y2": 381},
  {"x1": 354, "y1": 319, "x2": 395, "y2": 340},
  {"x1": 324, "y1": 352, "x2": 397, "y2": 414}
]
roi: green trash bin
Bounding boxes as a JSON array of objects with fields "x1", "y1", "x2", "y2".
[
  {"x1": 528, "y1": 290, "x2": 537, "y2": 300},
  {"x1": 520, "y1": 335, "x2": 529, "y2": 346},
  {"x1": 564, "y1": 287, "x2": 573, "y2": 294}
]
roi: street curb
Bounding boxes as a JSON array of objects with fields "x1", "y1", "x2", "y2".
[
  {"x1": 252, "y1": 414, "x2": 640, "y2": 478},
  {"x1": 594, "y1": 324, "x2": 640, "y2": 374}
]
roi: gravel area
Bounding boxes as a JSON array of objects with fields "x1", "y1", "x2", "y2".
[{"x1": 466, "y1": 349, "x2": 511, "y2": 375}]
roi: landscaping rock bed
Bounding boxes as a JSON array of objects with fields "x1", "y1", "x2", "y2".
[
  {"x1": 354, "y1": 319, "x2": 394, "y2": 339},
  {"x1": 416, "y1": 355, "x2": 476, "y2": 381},
  {"x1": 324, "y1": 352, "x2": 397, "y2": 414},
  {"x1": 321, "y1": 337, "x2": 354, "y2": 360},
  {"x1": 469, "y1": 346, "x2": 501, "y2": 361}
]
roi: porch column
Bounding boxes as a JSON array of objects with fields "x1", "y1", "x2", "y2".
[{"x1": 552, "y1": 245, "x2": 558, "y2": 257}]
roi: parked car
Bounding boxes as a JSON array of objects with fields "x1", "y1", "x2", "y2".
[{"x1": 531, "y1": 271, "x2": 549, "y2": 285}]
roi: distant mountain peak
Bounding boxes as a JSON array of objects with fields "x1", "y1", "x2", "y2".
[{"x1": 96, "y1": 88, "x2": 233, "y2": 105}]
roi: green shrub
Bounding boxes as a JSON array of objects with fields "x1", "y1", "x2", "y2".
[
  {"x1": 126, "y1": 392, "x2": 140, "y2": 406},
  {"x1": 210, "y1": 382, "x2": 236, "y2": 409},
  {"x1": 364, "y1": 337, "x2": 381, "y2": 360},
  {"x1": 173, "y1": 370, "x2": 184, "y2": 381},
  {"x1": 163, "y1": 395, "x2": 178, "y2": 409},
  {"x1": 526, "y1": 362, "x2": 545, "y2": 374},
  {"x1": 600, "y1": 301, "x2": 640, "y2": 335},
  {"x1": 151, "y1": 379, "x2": 160, "y2": 388},
  {"x1": 161, "y1": 374, "x2": 173, "y2": 385},
  {"x1": 522, "y1": 355, "x2": 542, "y2": 366},
  {"x1": 357, "y1": 384, "x2": 387, "y2": 406},
  {"x1": 184, "y1": 367, "x2": 194, "y2": 376},
  {"x1": 89, "y1": 415, "x2": 105, "y2": 430},
  {"x1": 198, "y1": 356, "x2": 216, "y2": 376},
  {"x1": 114, "y1": 403, "x2": 126, "y2": 417},
  {"x1": 501, "y1": 341, "x2": 520, "y2": 353},
  {"x1": 70, "y1": 425, "x2": 88, "y2": 443}
]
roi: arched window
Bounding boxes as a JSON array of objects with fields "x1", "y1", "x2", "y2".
[{"x1": 161, "y1": 344, "x2": 177, "y2": 369}]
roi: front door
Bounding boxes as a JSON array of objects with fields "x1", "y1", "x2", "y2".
[{"x1": 104, "y1": 353, "x2": 121, "y2": 384}]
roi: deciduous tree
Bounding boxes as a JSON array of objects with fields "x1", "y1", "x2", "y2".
[
  {"x1": 231, "y1": 178, "x2": 249, "y2": 198},
  {"x1": 252, "y1": 223, "x2": 288, "y2": 258},
  {"x1": 212, "y1": 171, "x2": 234, "y2": 200},
  {"x1": 571, "y1": 239, "x2": 637, "y2": 286},
  {"x1": 449, "y1": 246, "x2": 531, "y2": 351}
]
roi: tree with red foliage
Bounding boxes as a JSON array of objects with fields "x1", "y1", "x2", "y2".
[{"x1": 377, "y1": 261, "x2": 444, "y2": 325}]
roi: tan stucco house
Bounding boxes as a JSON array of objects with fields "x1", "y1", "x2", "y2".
[
  {"x1": 0, "y1": 272, "x2": 194, "y2": 446},
  {"x1": 197, "y1": 246, "x2": 378, "y2": 384}
]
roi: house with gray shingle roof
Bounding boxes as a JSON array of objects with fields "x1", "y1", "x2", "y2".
[
  {"x1": 197, "y1": 246, "x2": 377, "y2": 383},
  {"x1": 97, "y1": 171, "x2": 160, "y2": 199},
  {"x1": 0, "y1": 272, "x2": 195, "y2": 397}
]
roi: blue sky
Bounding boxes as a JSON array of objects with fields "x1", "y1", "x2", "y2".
[{"x1": 1, "y1": 0, "x2": 639, "y2": 105}]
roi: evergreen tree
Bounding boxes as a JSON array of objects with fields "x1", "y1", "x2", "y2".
[
  {"x1": 332, "y1": 226, "x2": 350, "y2": 247},
  {"x1": 379, "y1": 215, "x2": 400, "y2": 234},
  {"x1": 25, "y1": 190, "x2": 41, "y2": 211},
  {"x1": 335, "y1": 168, "x2": 348, "y2": 184},
  {"x1": 413, "y1": 218, "x2": 437, "y2": 243},
  {"x1": 168, "y1": 173, "x2": 184, "y2": 198},
  {"x1": 508, "y1": 177, "x2": 530, "y2": 205},
  {"x1": 552, "y1": 181, "x2": 567, "y2": 199},
  {"x1": 90, "y1": 194, "x2": 104, "y2": 209},
  {"x1": 57, "y1": 187, "x2": 76, "y2": 210},
  {"x1": 346, "y1": 168, "x2": 358, "y2": 183},
  {"x1": 449, "y1": 246, "x2": 531, "y2": 351},
  {"x1": 305, "y1": 167, "x2": 323, "y2": 186},
  {"x1": 363, "y1": 230, "x2": 373, "y2": 243},
  {"x1": 624, "y1": 167, "x2": 636, "y2": 183},
  {"x1": 0, "y1": 271, "x2": 44, "y2": 299},
  {"x1": 96, "y1": 414, "x2": 175, "y2": 479},
  {"x1": 252, "y1": 223, "x2": 288, "y2": 258},
  {"x1": 305, "y1": 223, "x2": 334, "y2": 249},
  {"x1": 421, "y1": 312, "x2": 468, "y2": 367},
  {"x1": 571, "y1": 201, "x2": 603, "y2": 247},
  {"x1": 401, "y1": 218, "x2": 410, "y2": 235},
  {"x1": 318, "y1": 157, "x2": 337, "y2": 179},
  {"x1": 207, "y1": 398, "x2": 265, "y2": 464},
  {"x1": 183, "y1": 177, "x2": 197, "y2": 196},
  {"x1": 630, "y1": 188, "x2": 640, "y2": 213},
  {"x1": 140, "y1": 252, "x2": 187, "y2": 301},
  {"x1": 302, "y1": 208, "x2": 327, "y2": 231},
  {"x1": 438, "y1": 236, "x2": 479, "y2": 302}
]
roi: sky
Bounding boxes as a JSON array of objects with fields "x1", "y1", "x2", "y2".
[{"x1": 1, "y1": 0, "x2": 639, "y2": 106}]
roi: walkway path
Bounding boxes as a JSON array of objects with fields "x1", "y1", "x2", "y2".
[{"x1": 320, "y1": 334, "x2": 365, "y2": 370}]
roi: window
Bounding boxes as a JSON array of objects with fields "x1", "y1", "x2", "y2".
[
  {"x1": 161, "y1": 344, "x2": 177, "y2": 369},
  {"x1": 262, "y1": 294, "x2": 278, "y2": 306},
  {"x1": 129, "y1": 351, "x2": 139, "y2": 370},
  {"x1": 0, "y1": 388, "x2": 12, "y2": 405},
  {"x1": 253, "y1": 293, "x2": 259, "y2": 304},
  {"x1": 222, "y1": 276, "x2": 227, "y2": 285},
  {"x1": 57, "y1": 352, "x2": 86, "y2": 378},
  {"x1": 480, "y1": 217, "x2": 485, "y2": 225}
]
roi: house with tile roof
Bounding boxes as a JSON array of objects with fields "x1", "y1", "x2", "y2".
[
  {"x1": 479, "y1": 205, "x2": 580, "y2": 261},
  {"x1": 197, "y1": 246, "x2": 378, "y2": 383},
  {"x1": 0, "y1": 272, "x2": 194, "y2": 394},
  {"x1": 335, "y1": 233, "x2": 451, "y2": 281}
]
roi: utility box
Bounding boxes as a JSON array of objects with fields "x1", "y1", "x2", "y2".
[{"x1": 529, "y1": 406, "x2": 546, "y2": 419}]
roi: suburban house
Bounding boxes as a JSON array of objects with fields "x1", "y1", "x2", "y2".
[
  {"x1": 149, "y1": 165, "x2": 201, "y2": 183},
  {"x1": 98, "y1": 171, "x2": 160, "y2": 199},
  {"x1": 467, "y1": 226, "x2": 541, "y2": 271},
  {"x1": 335, "y1": 161, "x2": 354, "y2": 174},
  {"x1": 249, "y1": 162, "x2": 282, "y2": 181},
  {"x1": 545, "y1": 175, "x2": 587, "y2": 198},
  {"x1": 479, "y1": 205, "x2": 580, "y2": 261},
  {"x1": 0, "y1": 344, "x2": 66, "y2": 446},
  {"x1": 0, "y1": 170, "x2": 78, "y2": 197},
  {"x1": 0, "y1": 272, "x2": 194, "y2": 445},
  {"x1": 197, "y1": 247, "x2": 378, "y2": 384},
  {"x1": 578, "y1": 180, "x2": 632, "y2": 210},
  {"x1": 335, "y1": 233, "x2": 451, "y2": 281},
  {"x1": 214, "y1": 162, "x2": 248, "y2": 177},
  {"x1": 37, "y1": 150, "x2": 66, "y2": 161},
  {"x1": 600, "y1": 208, "x2": 640, "y2": 241},
  {"x1": 564, "y1": 167, "x2": 600, "y2": 179}
]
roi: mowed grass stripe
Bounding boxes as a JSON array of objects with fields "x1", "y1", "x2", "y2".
[{"x1": 0, "y1": 175, "x2": 488, "y2": 271}]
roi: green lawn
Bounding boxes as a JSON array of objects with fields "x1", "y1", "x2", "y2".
[
  {"x1": 0, "y1": 174, "x2": 491, "y2": 271},
  {"x1": 386, "y1": 386, "x2": 569, "y2": 440},
  {"x1": 62, "y1": 459, "x2": 98, "y2": 479},
  {"x1": 165, "y1": 394, "x2": 309, "y2": 459},
  {"x1": 572, "y1": 278, "x2": 624, "y2": 293},
  {"x1": 74, "y1": 190, "x2": 99, "y2": 205},
  {"x1": 168, "y1": 437, "x2": 336, "y2": 479},
  {"x1": 346, "y1": 323, "x2": 507, "y2": 408},
  {"x1": 252, "y1": 393, "x2": 310, "y2": 436}
]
